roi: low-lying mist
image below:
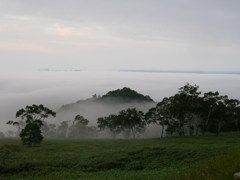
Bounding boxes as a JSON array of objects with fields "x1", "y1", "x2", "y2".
[
  {"x1": 1, "y1": 71, "x2": 240, "y2": 138},
  {"x1": 55, "y1": 98, "x2": 156, "y2": 138}
]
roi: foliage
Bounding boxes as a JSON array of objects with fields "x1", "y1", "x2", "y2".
[
  {"x1": 74, "y1": 115, "x2": 89, "y2": 126},
  {"x1": 145, "y1": 97, "x2": 172, "y2": 138},
  {"x1": 97, "y1": 115, "x2": 122, "y2": 138},
  {"x1": 57, "y1": 121, "x2": 69, "y2": 138},
  {"x1": 7, "y1": 104, "x2": 56, "y2": 146},
  {"x1": 169, "y1": 83, "x2": 201, "y2": 136},
  {"x1": 63, "y1": 114, "x2": 98, "y2": 139},
  {"x1": 97, "y1": 108, "x2": 146, "y2": 138},
  {"x1": 20, "y1": 122, "x2": 43, "y2": 146},
  {"x1": 201, "y1": 92, "x2": 236, "y2": 135},
  {"x1": 118, "y1": 108, "x2": 146, "y2": 138},
  {"x1": 68, "y1": 115, "x2": 90, "y2": 138},
  {"x1": 147, "y1": 83, "x2": 240, "y2": 137},
  {"x1": 102, "y1": 87, "x2": 154, "y2": 102}
]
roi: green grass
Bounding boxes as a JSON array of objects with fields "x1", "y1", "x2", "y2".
[{"x1": 1, "y1": 132, "x2": 240, "y2": 179}]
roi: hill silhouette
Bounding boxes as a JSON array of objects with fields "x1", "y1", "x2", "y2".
[
  {"x1": 57, "y1": 88, "x2": 155, "y2": 127},
  {"x1": 101, "y1": 87, "x2": 154, "y2": 102}
]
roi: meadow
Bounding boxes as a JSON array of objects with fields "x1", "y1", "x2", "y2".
[{"x1": 1, "y1": 133, "x2": 240, "y2": 180}]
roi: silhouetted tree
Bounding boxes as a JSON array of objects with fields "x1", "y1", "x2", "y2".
[
  {"x1": 57, "y1": 121, "x2": 69, "y2": 138},
  {"x1": 202, "y1": 92, "x2": 229, "y2": 135},
  {"x1": 68, "y1": 115, "x2": 89, "y2": 138},
  {"x1": 7, "y1": 104, "x2": 56, "y2": 146},
  {"x1": 177, "y1": 83, "x2": 202, "y2": 136},
  {"x1": 145, "y1": 97, "x2": 172, "y2": 138},
  {"x1": 224, "y1": 98, "x2": 240, "y2": 131},
  {"x1": 118, "y1": 108, "x2": 146, "y2": 138},
  {"x1": 97, "y1": 115, "x2": 122, "y2": 139}
]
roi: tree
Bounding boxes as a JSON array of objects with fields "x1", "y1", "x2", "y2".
[
  {"x1": 68, "y1": 115, "x2": 89, "y2": 138},
  {"x1": 145, "y1": 97, "x2": 171, "y2": 138},
  {"x1": 163, "y1": 83, "x2": 202, "y2": 136},
  {"x1": 224, "y1": 98, "x2": 240, "y2": 131},
  {"x1": 97, "y1": 114, "x2": 122, "y2": 139},
  {"x1": 97, "y1": 108, "x2": 146, "y2": 139},
  {"x1": 57, "y1": 121, "x2": 69, "y2": 138},
  {"x1": 74, "y1": 115, "x2": 89, "y2": 126},
  {"x1": 176, "y1": 83, "x2": 202, "y2": 136},
  {"x1": 118, "y1": 108, "x2": 146, "y2": 138},
  {"x1": 7, "y1": 104, "x2": 56, "y2": 146},
  {"x1": 202, "y1": 92, "x2": 229, "y2": 135}
]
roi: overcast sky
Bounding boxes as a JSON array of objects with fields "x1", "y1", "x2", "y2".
[{"x1": 1, "y1": 0, "x2": 240, "y2": 71}]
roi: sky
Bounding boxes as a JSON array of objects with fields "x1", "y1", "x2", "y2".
[
  {"x1": 0, "y1": 0, "x2": 240, "y2": 71},
  {"x1": 1, "y1": 1, "x2": 240, "y2": 132}
]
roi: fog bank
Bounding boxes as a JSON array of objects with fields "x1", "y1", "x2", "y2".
[{"x1": 1, "y1": 71, "x2": 240, "y2": 134}]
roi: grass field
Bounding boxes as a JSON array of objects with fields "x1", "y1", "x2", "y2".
[{"x1": 1, "y1": 133, "x2": 240, "y2": 180}]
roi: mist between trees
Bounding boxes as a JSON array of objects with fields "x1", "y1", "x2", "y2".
[{"x1": 3, "y1": 83, "x2": 240, "y2": 140}]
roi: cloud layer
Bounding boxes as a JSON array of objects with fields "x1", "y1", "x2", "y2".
[
  {"x1": 0, "y1": 0, "x2": 240, "y2": 71},
  {"x1": 1, "y1": 71, "x2": 240, "y2": 132}
]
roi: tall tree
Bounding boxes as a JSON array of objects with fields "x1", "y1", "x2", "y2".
[
  {"x1": 7, "y1": 104, "x2": 56, "y2": 146},
  {"x1": 224, "y1": 98, "x2": 240, "y2": 131},
  {"x1": 203, "y1": 92, "x2": 229, "y2": 135},
  {"x1": 118, "y1": 108, "x2": 146, "y2": 138},
  {"x1": 57, "y1": 121, "x2": 69, "y2": 138},
  {"x1": 145, "y1": 97, "x2": 172, "y2": 138},
  {"x1": 175, "y1": 83, "x2": 201, "y2": 136},
  {"x1": 68, "y1": 115, "x2": 89, "y2": 138},
  {"x1": 97, "y1": 114, "x2": 122, "y2": 139}
]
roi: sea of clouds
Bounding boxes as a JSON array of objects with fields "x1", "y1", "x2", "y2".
[{"x1": 1, "y1": 70, "x2": 240, "y2": 133}]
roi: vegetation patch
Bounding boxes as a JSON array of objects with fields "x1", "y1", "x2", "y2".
[{"x1": 1, "y1": 133, "x2": 240, "y2": 179}]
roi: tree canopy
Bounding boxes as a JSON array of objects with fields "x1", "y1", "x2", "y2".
[
  {"x1": 102, "y1": 87, "x2": 154, "y2": 102},
  {"x1": 7, "y1": 104, "x2": 56, "y2": 146}
]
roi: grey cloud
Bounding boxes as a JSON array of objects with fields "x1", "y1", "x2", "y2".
[
  {"x1": 0, "y1": 0, "x2": 240, "y2": 72},
  {"x1": 1, "y1": 0, "x2": 240, "y2": 43}
]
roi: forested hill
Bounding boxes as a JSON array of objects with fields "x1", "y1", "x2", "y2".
[
  {"x1": 60, "y1": 87, "x2": 154, "y2": 111},
  {"x1": 101, "y1": 87, "x2": 154, "y2": 102},
  {"x1": 57, "y1": 87, "x2": 155, "y2": 122}
]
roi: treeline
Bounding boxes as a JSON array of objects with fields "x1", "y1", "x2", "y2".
[
  {"x1": 97, "y1": 83, "x2": 240, "y2": 138},
  {"x1": 6, "y1": 83, "x2": 240, "y2": 143},
  {"x1": 41, "y1": 115, "x2": 97, "y2": 139},
  {"x1": 146, "y1": 83, "x2": 240, "y2": 137},
  {"x1": 5, "y1": 115, "x2": 98, "y2": 139}
]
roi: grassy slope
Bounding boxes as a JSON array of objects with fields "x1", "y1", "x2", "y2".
[{"x1": 1, "y1": 133, "x2": 240, "y2": 180}]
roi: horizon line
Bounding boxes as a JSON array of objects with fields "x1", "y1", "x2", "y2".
[{"x1": 119, "y1": 69, "x2": 240, "y2": 75}]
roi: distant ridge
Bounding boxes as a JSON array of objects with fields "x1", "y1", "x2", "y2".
[
  {"x1": 39, "y1": 69, "x2": 81, "y2": 72},
  {"x1": 59, "y1": 87, "x2": 154, "y2": 112},
  {"x1": 119, "y1": 69, "x2": 240, "y2": 75}
]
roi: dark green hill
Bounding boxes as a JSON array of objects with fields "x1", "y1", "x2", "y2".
[
  {"x1": 101, "y1": 87, "x2": 154, "y2": 102},
  {"x1": 58, "y1": 87, "x2": 155, "y2": 114}
]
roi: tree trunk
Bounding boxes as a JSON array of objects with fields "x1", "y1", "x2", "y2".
[
  {"x1": 161, "y1": 125, "x2": 164, "y2": 138},
  {"x1": 111, "y1": 132, "x2": 116, "y2": 139},
  {"x1": 216, "y1": 122, "x2": 221, "y2": 136},
  {"x1": 131, "y1": 128, "x2": 135, "y2": 139}
]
